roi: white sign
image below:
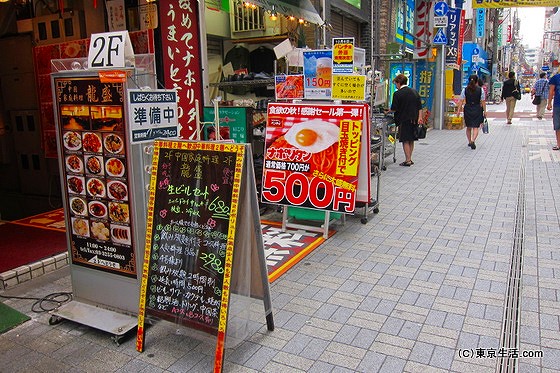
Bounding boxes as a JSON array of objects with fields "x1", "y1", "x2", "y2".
[
  {"x1": 128, "y1": 90, "x2": 179, "y2": 143},
  {"x1": 139, "y1": 3, "x2": 158, "y2": 30},
  {"x1": 434, "y1": 16, "x2": 448, "y2": 28},
  {"x1": 87, "y1": 31, "x2": 135, "y2": 70},
  {"x1": 106, "y1": 0, "x2": 126, "y2": 31}
]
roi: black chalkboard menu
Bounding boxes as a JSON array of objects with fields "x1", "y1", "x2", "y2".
[{"x1": 137, "y1": 140, "x2": 245, "y2": 357}]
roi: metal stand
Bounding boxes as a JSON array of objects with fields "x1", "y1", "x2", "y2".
[
  {"x1": 281, "y1": 207, "x2": 344, "y2": 239},
  {"x1": 50, "y1": 301, "x2": 137, "y2": 345}
]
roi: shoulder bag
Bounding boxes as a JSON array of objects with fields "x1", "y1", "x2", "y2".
[
  {"x1": 512, "y1": 80, "x2": 522, "y2": 100},
  {"x1": 532, "y1": 82, "x2": 544, "y2": 105}
]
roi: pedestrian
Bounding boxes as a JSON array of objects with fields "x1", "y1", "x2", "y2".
[
  {"x1": 386, "y1": 73, "x2": 423, "y2": 166},
  {"x1": 478, "y1": 77, "x2": 488, "y2": 98},
  {"x1": 501, "y1": 71, "x2": 521, "y2": 124},
  {"x1": 457, "y1": 75, "x2": 486, "y2": 149},
  {"x1": 546, "y1": 70, "x2": 560, "y2": 151},
  {"x1": 531, "y1": 72, "x2": 549, "y2": 120}
]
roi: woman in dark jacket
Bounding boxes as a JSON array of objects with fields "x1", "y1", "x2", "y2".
[
  {"x1": 457, "y1": 75, "x2": 486, "y2": 149},
  {"x1": 501, "y1": 71, "x2": 520, "y2": 124}
]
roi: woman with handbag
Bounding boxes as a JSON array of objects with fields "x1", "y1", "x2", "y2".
[
  {"x1": 531, "y1": 72, "x2": 549, "y2": 119},
  {"x1": 457, "y1": 75, "x2": 486, "y2": 149},
  {"x1": 501, "y1": 71, "x2": 521, "y2": 124},
  {"x1": 385, "y1": 74, "x2": 423, "y2": 166}
]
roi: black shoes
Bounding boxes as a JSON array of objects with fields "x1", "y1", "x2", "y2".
[{"x1": 468, "y1": 142, "x2": 476, "y2": 149}]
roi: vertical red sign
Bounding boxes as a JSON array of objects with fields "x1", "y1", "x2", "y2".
[
  {"x1": 457, "y1": 10, "x2": 466, "y2": 66},
  {"x1": 159, "y1": 0, "x2": 204, "y2": 139}
]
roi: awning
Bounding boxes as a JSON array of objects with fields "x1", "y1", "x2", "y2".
[
  {"x1": 249, "y1": 0, "x2": 324, "y2": 25},
  {"x1": 479, "y1": 66, "x2": 490, "y2": 75}
]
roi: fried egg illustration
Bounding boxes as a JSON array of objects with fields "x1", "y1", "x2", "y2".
[{"x1": 284, "y1": 120, "x2": 340, "y2": 154}]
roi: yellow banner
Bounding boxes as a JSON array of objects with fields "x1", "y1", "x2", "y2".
[
  {"x1": 473, "y1": 0, "x2": 558, "y2": 8},
  {"x1": 336, "y1": 119, "x2": 362, "y2": 176},
  {"x1": 332, "y1": 75, "x2": 366, "y2": 101}
]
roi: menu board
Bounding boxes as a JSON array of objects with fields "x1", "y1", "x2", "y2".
[
  {"x1": 137, "y1": 141, "x2": 245, "y2": 355},
  {"x1": 262, "y1": 102, "x2": 365, "y2": 213},
  {"x1": 54, "y1": 76, "x2": 136, "y2": 278}
]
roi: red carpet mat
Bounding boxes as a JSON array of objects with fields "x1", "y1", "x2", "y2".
[
  {"x1": 1, "y1": 209, "x2": 335, "y2": 281},
  {"x1": 0, "y1": 222, "x2": 67, "y2": 273},
  {"x1": 11, "y1": 208, "x2": 66, "y2": 232},
  {"x1": 262, "y1": 221, "x2": 335, "y2": 282}
]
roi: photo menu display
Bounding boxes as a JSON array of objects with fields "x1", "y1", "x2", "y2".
[{"x1": 55, "y1": 77, "x2": 136, "y2": 278}]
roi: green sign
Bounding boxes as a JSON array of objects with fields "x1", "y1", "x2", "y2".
[
  {"x1": 344, "y1": 0, "x2": 361, "y2": 9},
  {"x1": 203, "y1": 107, "x2": 248, "y2": 143}
]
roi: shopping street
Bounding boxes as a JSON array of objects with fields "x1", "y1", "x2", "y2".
[{"x1": 1, "y1": 95, "x2": 559, "y2": 372}]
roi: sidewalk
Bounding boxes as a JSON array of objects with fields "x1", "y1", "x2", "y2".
[{"x1": 1, "y1": 109, "x2": 559, "y2": 372}]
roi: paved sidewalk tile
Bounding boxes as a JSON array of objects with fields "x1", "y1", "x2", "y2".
[{"x1": 1, "y1": 114, "x2": 559, "y2": 372}]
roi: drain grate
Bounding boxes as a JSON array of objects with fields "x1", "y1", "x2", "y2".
[{"x1": 497, "y1": 138, "x2": 527, "y2": 373}]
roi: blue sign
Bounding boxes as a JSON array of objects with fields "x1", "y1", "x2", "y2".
[
  {"x1": 476, "y1": 9, "x2": 486, "y2": 38},
  {"x1": 542, "y1": 65, "x2": 550, "y2": 71},
  {"x1": 434, "y1": 1, "x2": 449, "y2": 17},
  {"x1": 433, "y1": 28, "x2": 448, "y2": 45}
]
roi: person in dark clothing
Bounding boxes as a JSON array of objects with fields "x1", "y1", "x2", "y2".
[
  {"x1": 457, "y1": 75, "x2": 486, "y2": 149},
  {"x1": 386, "y1": 74, "x2": 423, "y2": 166},
  {"x1": 501, "y1": 71, "x2": 520, "y2": 124}
]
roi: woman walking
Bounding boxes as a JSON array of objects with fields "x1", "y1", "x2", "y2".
[{"x1": 457, "y1": 75, "x2": 486, "y2": 149}]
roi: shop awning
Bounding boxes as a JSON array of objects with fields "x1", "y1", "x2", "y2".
[{"x1": 249, "y1": 0, "x2": 324, "y2": 25}]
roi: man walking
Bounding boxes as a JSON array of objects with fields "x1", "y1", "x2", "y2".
[
  {"x1": 532, "y1": 72, "x2": 549, "y2": 120},
  {"x1": 501, "y1": 72, "x2": 521, "y2": 124},
  {"x1": 547, "y1": 70, "x2": 560, "y2": 151}
]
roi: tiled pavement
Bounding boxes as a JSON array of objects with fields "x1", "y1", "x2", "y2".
[{"x1": 1, "y1": 99, "x2": 559, "y2": 372}]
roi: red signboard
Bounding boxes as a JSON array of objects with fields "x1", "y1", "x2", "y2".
[
  {"x1": 158, "y1": 0, "x2": 205, "y2": 140},
  {"x1": 261, "y1": 103, "x2": 365, "y2": 213}
]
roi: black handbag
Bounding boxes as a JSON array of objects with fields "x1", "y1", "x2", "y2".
[
  {"x1": 512, "y1": 80, "x2": 522, "y2": 100},
  {"x1": 415, "y1": 124, "x2": 427, "y2": 139},
  {"x1": 532, "y1": 96, "x2": 541, "y2": 105}
]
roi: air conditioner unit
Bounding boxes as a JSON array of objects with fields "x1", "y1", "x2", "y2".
[{"x1": 33, "y1": 11, "x2": 86, "y2": 46}]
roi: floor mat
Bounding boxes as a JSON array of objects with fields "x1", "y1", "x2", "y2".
[
  {"x1": 0, "y1": 302, "x2": 30, "y2": 333},
  {"x1": 11, "y1": 208, "x2": 66, "y2": 232},
  {"x1": 262, "y1": 221, "x2": 335, "y2": 282},
  {"x1": 2, "y1": 209, "x2": 335, "y2": 282},
  {"x1": 0, "y1": 223, "x2": 67, "y2": 273}
]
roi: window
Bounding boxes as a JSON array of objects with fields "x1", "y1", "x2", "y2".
[{"x1": 232, "y1": 0, "x2": 265, "y2": 32}]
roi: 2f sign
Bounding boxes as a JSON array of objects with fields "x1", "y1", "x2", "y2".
[{"x1": 88, "y1": 31, "x2": 134, "y2": 69}]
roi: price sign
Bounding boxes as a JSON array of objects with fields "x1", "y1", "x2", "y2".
[
  {"x1": 303, "y1": 50, "x2": 333, "y2": 100},
  {"x1": 262, "y1": 103, "x2": 364, "y2": 213},
  {"x1": 87, "y1": 31, "x2": 135, "y2": 70}
]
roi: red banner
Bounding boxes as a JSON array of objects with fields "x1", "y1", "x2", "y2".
[
  {"x1": 262, "y1": 103, "x2": 365, "y2": 213},
  {"x1": 159, "y1": 0, "x2": 204, "y2": 140}
]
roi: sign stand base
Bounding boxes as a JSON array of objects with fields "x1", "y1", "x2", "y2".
[
  {"x1": 50, "y1": 301, "x2": 137, "y2": 345},
  {"x1": 281, "y1": 207, "x2": 344, "y2": 239}
]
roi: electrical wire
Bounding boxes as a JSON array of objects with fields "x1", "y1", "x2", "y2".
[{"x1": 0, "y1": 292, "x2": 73, "y2": 313}]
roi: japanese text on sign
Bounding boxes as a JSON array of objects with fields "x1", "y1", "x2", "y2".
[
  {"x1": 262, "y1": 103, "x2": 364, "y2": 213},
  {"x1": 160, "y1": 0, "x2": 203, "y2": 139},
  {"x1": 128, "y1": 90, "x2": 179, "y2": 143}
]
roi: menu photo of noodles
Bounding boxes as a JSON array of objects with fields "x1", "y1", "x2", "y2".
[{"x1": 262, "y1": 102, "x2": 365, "y2": 213}]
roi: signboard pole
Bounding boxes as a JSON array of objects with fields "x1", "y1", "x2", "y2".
[{"x1": 436, "y1": 45, "x2": 446, "y2": 130}]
